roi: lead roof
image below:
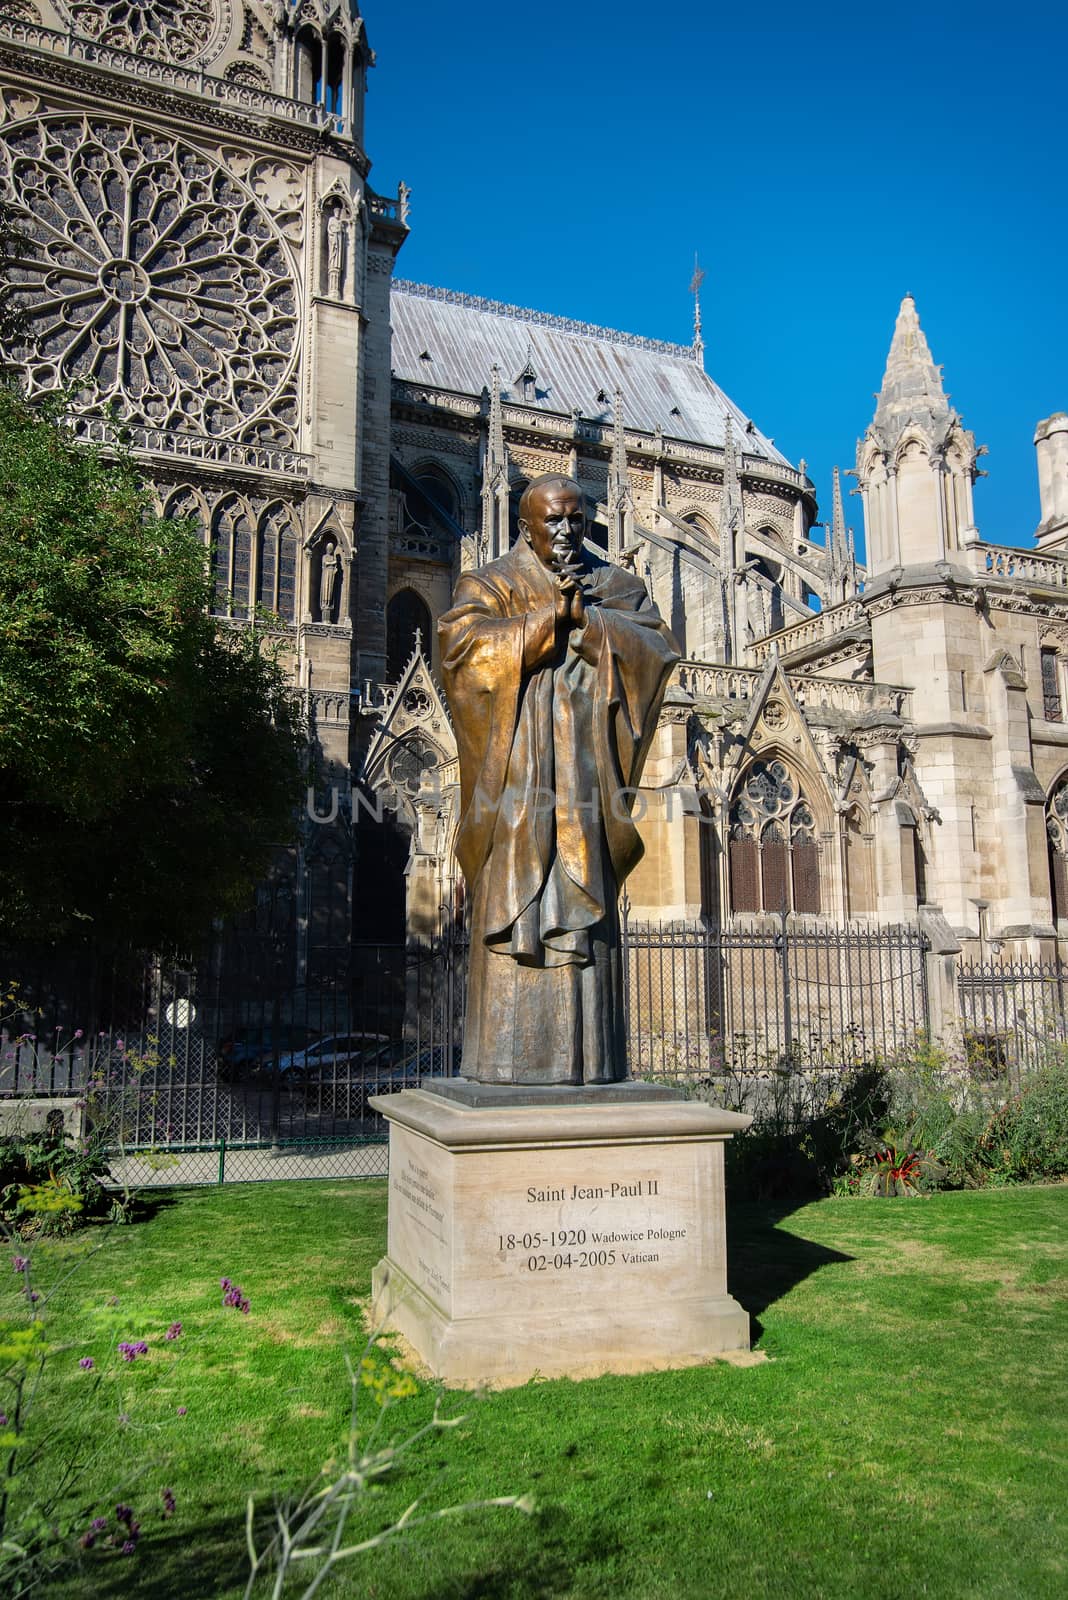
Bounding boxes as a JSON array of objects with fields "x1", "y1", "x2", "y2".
[{"x1": 389, "y1": 281, "x2": 792, "y2": 469}]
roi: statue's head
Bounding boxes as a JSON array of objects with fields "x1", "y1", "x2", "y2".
[{"x1": 518, "y1": 475, "x2": 585, "y2": 572}]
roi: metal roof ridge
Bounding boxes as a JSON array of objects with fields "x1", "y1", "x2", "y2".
[{"x1": 391, "y1": 280, "x2": 699, "y2": 363}]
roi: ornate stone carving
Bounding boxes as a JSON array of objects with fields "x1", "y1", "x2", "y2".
[
  {"x1": 58, "y1": 1, "x2": 229, "y2": 64},
  {"x1": 3, "y1": 115, "x2": 301, "y2": 446},
  {"x1": 731, "y1": 760, "x2": 816, "y2": 844},
  {"x1": 762, "y1": 698, "x2": 788, "y2": 731}
]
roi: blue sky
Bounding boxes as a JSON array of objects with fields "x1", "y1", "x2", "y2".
[{"x1": 365, "y1": 0, "x2": 1067, "y2": 556}]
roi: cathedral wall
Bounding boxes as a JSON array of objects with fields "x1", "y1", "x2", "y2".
[{"x1": 354, "y1": 241, "x2": 397, "y2": 683}]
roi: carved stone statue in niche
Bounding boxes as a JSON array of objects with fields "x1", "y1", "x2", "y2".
[
  {"x1": 319, "y1": 540, "x2": 342, "y2": 622},
  {"x1": 325, "y1": 203, "x2": 347, "y2": 299}
]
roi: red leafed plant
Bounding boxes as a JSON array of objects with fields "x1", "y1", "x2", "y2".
[{"x1": 852, "y1": 1136, "x2": 947, "y2": 1197}]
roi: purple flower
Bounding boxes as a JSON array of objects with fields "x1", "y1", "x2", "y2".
[
  {"x1": 91, "y1": 1516, "x2": 108, "y2": 1532},
  {"x1": 117, "y1": 1340, "x2": 149, "y2": 1362},
  {"x1": 78, "y1": 1357, "x2": 94, "y2": 1370},
  {"x1": 28, "y1": 1290, "x2": 39, "y2": 1304},
  {"x1": 12, "y1": 1256, "x2": 29, "y2": 1273},
  {"x1": 160, "y1": 1487, "x2": 176, "y2": 1518},
  {"x1": 176, "y1": 1405, "x2": 187, "y2": 1416},
  {"x1": 221, "y1": 1276, "x2": 251, "y2": 1314},
  {"x1": 115, "y1": 1504, "x2": 134, "y2": 1522},
  {"x1": 220, "y1": 1277, "x2": 232, "y2": 1291},
  {"x1": 165, "y1": 1321, "x2": 182, "y2": 1341},
  {"x1": 121, "y1": 1539, "x2": 138, "y2": 1555},
  {"x1": 0, "y1": 1413, "x2": 7, "y2": 1427}
]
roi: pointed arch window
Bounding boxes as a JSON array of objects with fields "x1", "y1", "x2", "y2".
[
  {"x1": 729, "y1": 760, "x2": 821, "y2": 915},
  {"x1": 325, "y1": 34, "x2": 346, "y2": 115},
  {"x1": 1047, "y1": 778, "x2": 1068, "y2": 924},
  {"x1": 296, "y1": 27, "x2": 323, "y2": 104},
  {"x1": 386, "y1": 588, "x2": 432, "y2": 683},
  {"x1": 164, "y1": 486, "x2": 203, "y2": 534},
  {"x1": 211, "y1": 498, "x2": 253, "y2": 618},
  {"x1": 256, "y1": 504, "x2": 299, "y2": 622}
]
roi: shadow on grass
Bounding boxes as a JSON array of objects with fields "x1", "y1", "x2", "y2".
[
  {"x1": 55, "y1": 1513, "x2": 248, "y2": 1600},
  {"x1": 76, "y1": 1506, "x2": 573, "y2": 1600},
  {"x1": 728, "y1": 1202, "x2": 853, "y2": 1342}
]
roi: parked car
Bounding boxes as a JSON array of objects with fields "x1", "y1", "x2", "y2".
[
  {"x1": 216, "y1": 1025, "x2": 320, "y2": 1082},
  {"x1": 273, "y1": 1032, "x2": 391, "y2": 1081},
  {"x1": 303, "y1": 1042, "x2": 461, "y2": 1120},
  {"x1": 352, "y1": 1042, "x2": 461, "y2": 1118}
]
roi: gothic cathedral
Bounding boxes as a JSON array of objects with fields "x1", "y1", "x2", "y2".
[{"x1": 3, "y1": 2, "x2": 1068, "y2": 974}]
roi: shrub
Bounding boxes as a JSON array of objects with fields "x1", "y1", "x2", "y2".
[
  {"x1": 0, "y1": 1126, "x2": 115, "y2": 1236},
  {"x1": 980, "y1": 1062, "x2": 1068, "y2": 1182}
]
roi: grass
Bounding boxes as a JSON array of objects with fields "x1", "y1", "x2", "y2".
[{"x1": 7, "y1": 1180, "x2": 1067, "y2": 1599}]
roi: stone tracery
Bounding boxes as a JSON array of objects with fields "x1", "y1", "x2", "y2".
[
  {"x1": 1047, "y1": 777, "x2": 1068, "y2": 924},
  {"x1": 729, "y1": 759, "x2": 821, "y2": 914},
  {"x1": 2, "y1": 115, "x2": 301, "y2": 446},
  {"x1": 60, "y1": 1, "x2": 225, "y2": 63}
]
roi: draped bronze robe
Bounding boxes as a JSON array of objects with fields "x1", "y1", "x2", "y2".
[{"x1": 438, "y1": 541, "x2": 679, "y2": 1083}]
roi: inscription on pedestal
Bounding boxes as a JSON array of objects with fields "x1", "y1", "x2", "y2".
[
  {"x1": 389, "y1": 1140, "x2": 453, "y2": 1308},
  {"x1": 491, "y1": 1171, "x2": 692, "y2": 1285}
]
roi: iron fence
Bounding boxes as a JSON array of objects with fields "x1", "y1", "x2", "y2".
[
  {"x1": 1, "y1": 934, "x2": 466, "y2": 1183},
  {"x1": 623, "y1": 914, "x2": 931, "y2": 1082},
  {"x1": 957, "y1": 957, "x2": 1068, "y2": 1085},
  {"x1": 2, "y1": 916, "x2": 934, "y2": 1182}
]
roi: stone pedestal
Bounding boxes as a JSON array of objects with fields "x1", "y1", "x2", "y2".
[{"x1": 369, "y1": 1084, "x2": 752, "y2": 1387}]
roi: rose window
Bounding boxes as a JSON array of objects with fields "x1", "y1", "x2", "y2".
[
  {"x1": 2, "y1": 116, "x2": 300, "y2": 445},
  {"x1": 60, "y1": 1, "x2": 224, "y2": 63},
  {"x1": 403, "y1": 688, "x2": 432, "y2": 718}
]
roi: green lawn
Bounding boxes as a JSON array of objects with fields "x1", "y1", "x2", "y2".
[{"x1": 9, "y1": 1180, "x2": 1067, "y2": 1599}]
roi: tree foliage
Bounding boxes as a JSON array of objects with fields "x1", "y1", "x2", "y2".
[{"x1": 0, "y1": 384, "x2": 306, "y2": 950}]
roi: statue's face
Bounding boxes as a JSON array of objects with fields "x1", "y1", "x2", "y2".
[{"x1": 521, "y1": 483, "x2": 585, "y2": 572}]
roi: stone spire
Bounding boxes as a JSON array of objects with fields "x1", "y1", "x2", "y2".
[
  {"x1": 718, "y1": 415, "x2": 742, "y2": 576},
  {"x1": 871, "y1": 293, "x2": 950, "y2": 444},
  {"x1": 827, "y1": 466, "x2": 857, "y2": 603},
  {"x1": 607, "y1": 389, "x2": 634, "y2": 561},
  {"x1": 480, "y1": 365, "x2": 509, "y2": 561},
  {"x1": 689, "y1": 256, "x2": 706, "y2": 371},
  {"x1": 857, "y1": 294, "x2": 979, "y2": 577},
  {"x1": 719, "y1": 416, "x2": 745, "y2": 662}
]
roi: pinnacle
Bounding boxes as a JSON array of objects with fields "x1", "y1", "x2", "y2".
[{"x1": 873, "y1": 294, "x2": 948, "y2": 430}]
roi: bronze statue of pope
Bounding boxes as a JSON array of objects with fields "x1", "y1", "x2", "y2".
[{"x1": 438, "y1": 474, "x2": 680, "y2": 1085}]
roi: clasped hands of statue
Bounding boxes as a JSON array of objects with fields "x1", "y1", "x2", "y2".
[{"x1": 552, "y1": 553, "x2": 590, "y2": 632}]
